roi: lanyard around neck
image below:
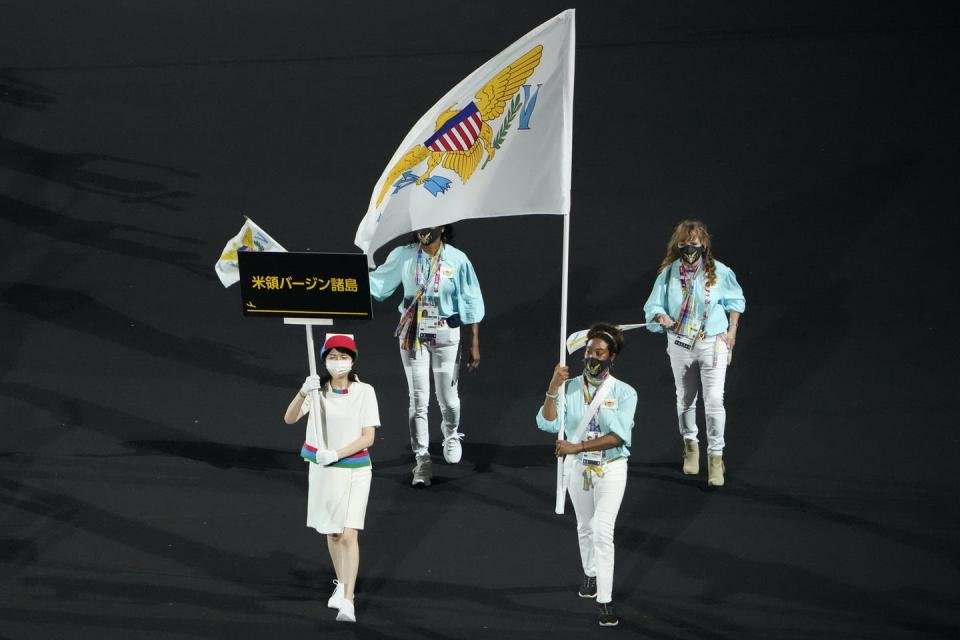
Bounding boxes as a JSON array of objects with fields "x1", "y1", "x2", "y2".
[
  {"x1": 416, "y1": 245, "x2": 443, "y2": 296},
  {"x1": 679, "y1": 262, "x2": 710, "y2": 323},
  {"x1": 573, "y1": 376, "x2": 614, "y2": 442}
]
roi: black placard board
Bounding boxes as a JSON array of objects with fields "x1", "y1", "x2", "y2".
[{"x1": 238, "y1": 251, "x2": 373, "y2": 319}]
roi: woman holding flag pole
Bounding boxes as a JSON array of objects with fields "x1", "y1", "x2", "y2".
[
  {"x1": 537, "y1": 322, "x2": 637, "y2": 627},
  {"x1": 368, "y1": 225, "x2": 484, "y2": 487}
]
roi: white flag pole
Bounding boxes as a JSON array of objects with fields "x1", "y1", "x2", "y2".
[
  {"x1": 554, "y1": 10, "x2": 575, "y2": 516},
  {"x1": 555, "y1": 213, "x2": 571, "y2": 515}
]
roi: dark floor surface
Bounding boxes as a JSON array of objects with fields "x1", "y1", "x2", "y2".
[{"x1": 2, "y1": 2, "x2": 958, "y2": 638}]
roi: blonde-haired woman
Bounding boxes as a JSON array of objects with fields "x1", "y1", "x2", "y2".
[{"x1": 643, "y1": 220, "x2": 745, "y2": 487}]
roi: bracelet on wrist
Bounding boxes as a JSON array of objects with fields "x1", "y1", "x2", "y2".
[
  {"x1": 545, "y1": 390, "x2": 559, "y2": 400},
  {"x1": 298, "y1": 390, "x2": 307, "y2": 398}
]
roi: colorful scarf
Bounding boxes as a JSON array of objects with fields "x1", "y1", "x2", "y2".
[
  {"x1": 676, "y1": 259, "x2": 709, "y2": 338},
  {"x1": 394, "y1": 245, "x2": 442, "y2": 349}
]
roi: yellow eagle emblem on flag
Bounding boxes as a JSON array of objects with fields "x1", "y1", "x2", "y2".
[
  {"x1": 219, "y1": 225, "x2": 255, "y2": 263},
  {"x1": 376, "y1": 45, "x2": 543, "y2": 208}
]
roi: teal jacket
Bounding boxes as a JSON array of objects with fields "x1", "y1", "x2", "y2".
[
  {"x1": 536, "y1": 375, "x2": 637, "y2": 462},
  {"x1": 643, "y1": 259, "x2": 745, "y2": 336},
  {"x1": 368, "y1": 243, "x2": 485, "y2": 324}
]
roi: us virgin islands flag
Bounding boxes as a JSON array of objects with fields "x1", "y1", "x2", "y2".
[
  {"x1": 355, "y1": 9, "x2": 575, "y2": 265},
  {"x1": 214, "y1": 218, "x2": 287, "y2": 287}
]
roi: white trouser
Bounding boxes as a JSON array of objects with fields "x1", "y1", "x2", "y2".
[
  {"x1": 667, "y1": 334, "x2": 729, "y2": 454},
  {"x1": 400, "y1": 325, "x2": 461, "y2": 459},
  {"x1": 567, "y1": 457, "x2": 627, "y2": 604}
]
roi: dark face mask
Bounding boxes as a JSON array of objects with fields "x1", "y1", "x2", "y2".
[
  {"x1": 584, "y1": 357, "x2": 611, "y2": 378},
  {"x1": 680, "y1": 244, "x2": 704, "y2": 264},
  {"x1": 417, "y1": 228, "x2": 440, "y2": 245}
]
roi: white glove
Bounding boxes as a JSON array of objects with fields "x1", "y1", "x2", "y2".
[
  {"x1": 315, "y1": 449, "x2": 338, "y2": 466},
  {"x1": 300, "y1": 375, "x2": 321, "y2": 396}
]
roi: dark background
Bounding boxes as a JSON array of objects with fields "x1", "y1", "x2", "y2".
[{"x1": 2, "y1": 2, "x2": 958, "y2": 638}]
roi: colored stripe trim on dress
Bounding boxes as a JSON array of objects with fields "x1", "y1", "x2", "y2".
[
  {"x1": 300, "y1": 443, "x2": 318, "y2": 463},
  {"x1": 332, "y1": 449, "x2": 371, "y2": 468}
]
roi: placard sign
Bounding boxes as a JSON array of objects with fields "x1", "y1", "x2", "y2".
[{"x1": 238, "y1": 251, "x2": 373, "y2": 319}]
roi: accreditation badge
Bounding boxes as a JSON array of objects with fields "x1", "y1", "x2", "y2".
[
  {"x1": 418, "y1": 296, "x2": 440, "y2": 345},
  {"x1": 673, "y1": 318, "x2": 702, "y2": 350},
  {"x1": 581, "y1": 417, "x2": 603, "y2": 465},
  {"x1": 580, "y1": 437, "x2": 603, "y2": 465}
]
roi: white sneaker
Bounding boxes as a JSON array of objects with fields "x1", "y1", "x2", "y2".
[
  {"x1": 442, "y1": 432, "x2": 464, "y2": 464},
  {"x1": 411, "y1": 456, "x2": 432, "y2": 487},
  {"x1": 336, "y1": 598, "x2": 356, "y2": 623},
  {"x1": 326, "y1": 580, "x2": 344, "y2": 609}
]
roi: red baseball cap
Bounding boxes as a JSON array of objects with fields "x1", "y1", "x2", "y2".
[{"x1": 322, "y1": 333, "x2": 357, "y2": 357}]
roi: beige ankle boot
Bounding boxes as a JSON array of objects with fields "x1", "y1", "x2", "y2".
[
  {"x1": 682, "y1": 440, "x2": 699, "y2": 475},
  {"x1": 708, "y1": 454, "x2": 725, "y2": 487}
]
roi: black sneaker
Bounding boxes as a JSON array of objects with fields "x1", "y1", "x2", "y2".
[
  {"x1": 578, "y1": 574, "x2": 597, "y2": 598},
  {"x1": 598, "y1": 602, "x2": 619, "y2": 627}
]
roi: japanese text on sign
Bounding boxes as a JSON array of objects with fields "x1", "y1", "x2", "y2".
[{"x1": 250, "y1": 276, "x2": 359, "y2": 292}]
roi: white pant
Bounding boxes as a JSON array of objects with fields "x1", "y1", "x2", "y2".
[
  {"x1": 567, "y1": 457, "x2": 627, "y2": 604},
  {"x1": 667, "y1": 334, "x2": 729, "y2": 454},
  {"x1": 400, "y1": 326, "x2": 461, "y2": 458}
]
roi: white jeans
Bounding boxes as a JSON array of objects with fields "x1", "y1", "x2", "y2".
[
  {"x1": 567, "y1": 457, "x2": 627, "y2": 604},
  {"x1": 400, "y1": 326, "x2": 461, "y2": 459},
  {"x1": 667, "y1": 334, "x2": 729, "y2": 454}
]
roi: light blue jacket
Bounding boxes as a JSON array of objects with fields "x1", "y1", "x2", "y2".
[
  {"x1": 368, "y1": 243, "x2": 485, "y2": 324},
  {"x1": 536, "y1": 375, "x2": 637, "y2": 462},
  {"x1": 643, "y1": 259, "x2": 745, "y2": 336}
]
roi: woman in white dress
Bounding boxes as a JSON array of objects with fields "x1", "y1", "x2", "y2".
[{"x1": 284, "y1": 334, "x2": 380, "y2": 623}]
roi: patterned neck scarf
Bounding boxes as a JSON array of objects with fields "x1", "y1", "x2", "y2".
[
  {"x1": 676, "y1": 259, "x2": 708, "y2": 338},
  {"x1": 394, "y1": 244, "x2": 443, "y2": 347},
  {"x1": 582, "y1": 369, "x2": 609, "y2": 397}
]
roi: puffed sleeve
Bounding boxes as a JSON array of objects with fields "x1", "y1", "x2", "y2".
[
  {"x1": 601, "y1": 385, "x2": 636, "y2": 448},
  {"x1": 455, "y1": 256, "x2": 485, "y2": 324},
  {"x1": 536, "y1": 406, "x2": 560, "y2": 433},
  {"x1": 720, "y1": 266, "x2": 746, "y2": 314},
  {"x1": 360, "y1": 385, "x2": 381, "y2": 428},
  {"x1": 368, "y1": 246, "x2": 406, "y2": 302},
  {"x1": 642, "y1": 267, "x2": 671, "y2": 334},
  {"x1": 536, "y1": 380, "x2": 571, "y2": 434}
]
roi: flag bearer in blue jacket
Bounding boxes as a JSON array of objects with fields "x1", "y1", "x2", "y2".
[
  {"x1": 537, "y1": 323, "x2": 637, "y2": 627},
  {"x1": 369, "y1": 225, "x2": 484, "y2": 487}
]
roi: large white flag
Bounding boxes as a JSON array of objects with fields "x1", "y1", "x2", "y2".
[
  {"x1": 354, "y1": 9, "x2": 575, "y2": 265},
  {"x1": 214, "y1": 217, "x2": 287, "y2": 287}
]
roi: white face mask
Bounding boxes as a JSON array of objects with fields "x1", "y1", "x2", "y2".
[{"x1": 325, "y1": 359, "x2": 352, "y2": 377}]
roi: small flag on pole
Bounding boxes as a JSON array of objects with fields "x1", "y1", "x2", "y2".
[
  {"x1": 565, "y1": 323, "x2": 651, "y2": 354},
  {"x1": 214, "y1": 217, "x2": 287, "y2": 288}
]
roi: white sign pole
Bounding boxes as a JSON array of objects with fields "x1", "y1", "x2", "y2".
[{"x1": 284, "y1": 318, "x2": 334, "y2": 451}]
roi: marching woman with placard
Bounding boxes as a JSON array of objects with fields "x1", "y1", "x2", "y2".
[
  {"x1": 642, "y1": 220, "x2": 745, "y2": 487},
  {"x1": 537, "y1": 323, "x2": 637, "y2": 627},
  {"x1": 284, "y1": 334, "x2": 380, "y2": 623},
  {"x1": 368, "y1": 225, "x2": 484, "y2": 487}
]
